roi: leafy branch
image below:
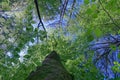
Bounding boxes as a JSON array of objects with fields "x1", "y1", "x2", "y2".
[{"x1": 98, "y1": 0, "x2": 120, "y2": 29}]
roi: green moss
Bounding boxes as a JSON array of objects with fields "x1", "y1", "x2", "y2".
[{"x1": 26, "y1": 51, "x2": 73, "y2": 80}]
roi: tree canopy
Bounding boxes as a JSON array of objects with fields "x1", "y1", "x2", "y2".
[{"x1": 0, "y1": 0, "x2": 120, "y2": 80}]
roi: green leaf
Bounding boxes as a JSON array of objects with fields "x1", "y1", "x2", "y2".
[
  {"x1": 24, "y1": 54, "x2": 31, "y2": 59},
  {"x1": 1, "y1": 2, "x2": 10, "y2": 10},
  {"x1": 85, "y1": 28, "x2": 94, "y2": 42},
  {"x1": 92, "y1": 13, "x2": 98, "y2": 18},
  {"x1": 92, "y1": 0, "x2": 96, "y2": 2},
  {"x1": 39, "y1": 30, "x2": 47, "y2": 41},
  {"x1": 31, "y1": 20, "x2": 36, "y2": 24},
  {"x1": 28, "y1": 15, "x2": 33, "y2": 20},
  {"x1": 35, "y1": 28, "x2": 38, "y2": 33},
  {"x1": 15, "y1": 47, "x2": 20, "y2": 52},
  {"x1": 31, "y1": 38, "x2": 35, "y2": 43},
  {"x1": 14, "y1": 53, "x2": 20, "y2": 58},
  {"x1": 26, "y1": 27, "x2": 33, "y2": 32},
  {"x1": 118, "y1": 30, "x2": 120, "y2": 34},
  {"x1": 86, "y1": 8, "x2": 92, "y2": 15},
  {"x1": 84, "y1": 0, "x2": 89, "y2": 4},
  {"x1": 118, "y1": 53, "x2": 120, "y2": 59},
  {"x1": 87, "y1": 34, "x2": 94, "y2": 42},
  {"x1": 110, "y1": 44, "x2": 116, "y2": 51},
  {"x1": 94, "y1": 29, "x2": 102, "y2": 37}
]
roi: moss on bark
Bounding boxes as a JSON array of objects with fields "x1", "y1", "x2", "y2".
[{"x1": 26, "y1": 51, "x2": 74, "y2": 80}]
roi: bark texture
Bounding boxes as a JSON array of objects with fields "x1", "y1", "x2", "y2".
[{"x1": 26, "y1": 51, "x2": 74, "y2": 80}]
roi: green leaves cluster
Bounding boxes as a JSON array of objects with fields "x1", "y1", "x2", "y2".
[
  {"x1": 78, "y1": 0, "x2": 120, "y2": 38},
  {"x1": 112, "y1": 62, "x2": 120, "y2": 73},
  {"x1": 0, "y1": 0, "x2": 120, "y2": 80},
  {"x1": 37, "y1": 0, "x2": 61, "y2": 19}
]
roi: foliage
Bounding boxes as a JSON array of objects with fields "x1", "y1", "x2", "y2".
[
  {"x1": 78, "y1": 0, "x2": 120, "y2": 35},
  {"x1": 0, "y1": 0, "x2": 120, "y2": 80},
  {"x1": 37, "y1": 0, "x2": 61, "y2": 18},
  {"x1": 112, "y1": 62, "x2": 120, "y2": 73}
]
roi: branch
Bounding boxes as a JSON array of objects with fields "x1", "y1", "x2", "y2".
[
  {"x1": 67, "y1": 0, "x2": 76, "y2": 26},
  {"x1": 59, "y1": 0, "x2": 69, "y2": 26},
  {"x1": 90, "y1": 35, "x2": 120, "y2": 48},
  {"x1": 34, "y1": 0, "x2": 46, "y2": 32},
  {"x1": 34, "y1": 0, "x2": 47, "y2": 43},
  {"x1": 69, "y1": 0, "x2": 76, "y2": 19},
  {"x1": 98, "y1": 0, "x2": 120, "y2": 29},
  {"x1": 93, "y1": 48, "x2": 111, "y2": 64},
  {"x1": 97, "y1": 17, "x2": 120, "y2": 25}
]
